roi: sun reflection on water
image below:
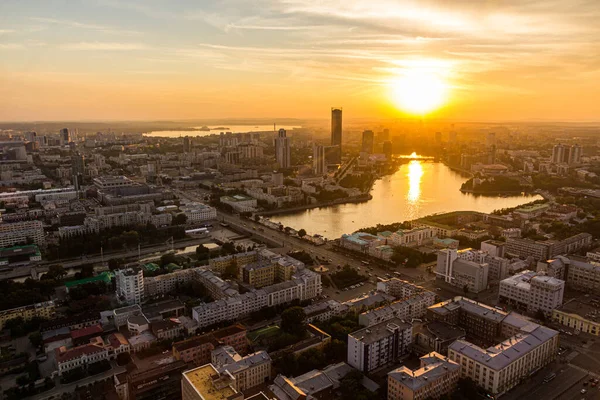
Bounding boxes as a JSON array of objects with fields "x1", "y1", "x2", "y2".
[{"x1": 407, "y1": 160, "x2": 423, "y2": 203}]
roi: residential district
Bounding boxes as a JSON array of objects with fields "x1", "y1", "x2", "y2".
[{"x1": 0, "y1": 115, "x2": 599, "y2": 400}]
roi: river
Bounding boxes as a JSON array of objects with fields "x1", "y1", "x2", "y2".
[{"x1": 271, "y1": 160, "x2": 542, "y2": 239}]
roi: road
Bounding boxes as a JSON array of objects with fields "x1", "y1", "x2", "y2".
[{"x1": 32, "y1": 365, "x2": 126, "y2": 400}]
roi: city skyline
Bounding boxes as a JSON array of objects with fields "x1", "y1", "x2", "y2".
[{"x1": 1, "y1": 0, "x2": 599, "y2": 122}]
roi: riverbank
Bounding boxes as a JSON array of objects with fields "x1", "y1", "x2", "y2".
[
  {"x1": 460, "y1": 188, "x2": 534, "y2": 196},
  {"x1": 258, "y1": 194, "x2": 372, "y2": 216},
  {"x1": 442, "y1": 161, "x2": 474, "y2": 177}
]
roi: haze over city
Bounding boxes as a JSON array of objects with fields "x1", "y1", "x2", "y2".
[{"x1": 1, "y1": 0, "x2": 600, "y2": 121}]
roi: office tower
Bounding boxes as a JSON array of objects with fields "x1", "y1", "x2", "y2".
[
  {"x1": 60, "y1": 128, "x2": 70, "y2": 145},
  {"x1": 361, "y1": 130, "x2": 374, "y2": 154},
  {"x1": 312, "y1": 144, "x2": 326, "y2": 175},
  {"x1": 72, "y1": 152, "x2": 85, "y2": 191},
  {"x1": 568, "y1": 144, "x2": 582, "y2": 165},
  {"x1": 331, "y1": 107, "x2": 342, "y2": 163},
  {"x1": 449, "y1": 130, "x2": 458, "y2": 143},
  {"x1": 383, "y1": 141, "x2": 393, "y2": 160},
  {"x1": 381, "y1": 128, "x2": 390, "y2": 142},
  {"x1": 275, "y1": 129, "x2": 291, "y2": 169},
  {"x1": 24, "y1": 131, "x2": 37, "y2": 142},
  {"x1": 183, "y1": 136, "x2": 192, "y2": 153},
  {"x1": 486, "y1": 132, "x2": 496, "y2": 148},
  {"x1": 115, "y1": 267, "x2": 144, "y2": 305}
]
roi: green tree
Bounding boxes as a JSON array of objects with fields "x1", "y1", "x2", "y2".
[
  {"x1": 281, "y1": 306, "x2": 306, "y2": 335},
  {"x1": 196, "y1": 244, "x2": 210, "y2": 260},
  {"x1": 28, "y1": 331, "x2": 43, "y2": 349},
  {"x1": 172, "y1": 213, "x2": 188, "y2": 225},
  {"x1": 298, "y1": 229, "x2": 307, "y2": 238},
  {"x1": 46, "y1": 264, "x2": 67, "y2": 281},
  {"x1": 108, "y1": 258, "x2": 125, "y2": 271}
]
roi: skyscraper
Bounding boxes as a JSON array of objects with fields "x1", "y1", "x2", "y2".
[
  {"x1": 183, "y1": 136, "x2": 192, "y2": 153},
  {"x1": 361, "y1": 130, "x2": 374, "y2": 154},
  {"x1": 312, "y1": 144, "x2": 326, "y2": 175},
  {"x1": 331, "y1": 107, "x2": 342, "y2": 163},
  {"x1": 60, "y1": 128, "x2": 70, "y2": 145},
  {"x1": 383, "y1": 141, "x2": 393, "y2": 159},
  {"x1": 568, "y1": 144, "x2": 582, "y2": 165},
  {"x1": 486, "y1": 132, "x2": 496, "y2": 148},
  {"x1": 275, "y1": 129, "x2": 291, "y2": 169},
  {"x1": 72, "y1": 152, "x2": 85, "y2": 191}
]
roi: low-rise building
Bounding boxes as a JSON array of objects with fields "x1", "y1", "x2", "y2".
[
  {"x1": 388, "y1": 352, "x2": 460, "y2": 400},
  {"x1": 151, "y1": 318, "x2": 184, "y2": 340},
  {"x1": 179, "y1": 202, "x2": 217, "y2": 223},
  {"x1": 173, "y1": 324, "x2": 248, "y2": 366},
  {"x1": 358, "y1": 292, "x2": 436, "y2": 327},
  {"x1": 220, "y1": 194, "x2": 257, "y2": 213},
  {"x1": 413, "y1": 321, "x2": 466, "y2": 356},
  {"x1": 212, "y1": 348, "x2": 272, "y2": 391},
  {"x1": 340, "y1": 232, "x2": 385, "y2": 253},
  {"x1": 0, "y1": 300, "x2": 55, "y2": 330},
  {"x1": 127, "y1": 359, "x2": 188, "y2": 400},
  {"x1": 242, "y1": 262, "x2": 275, "y2": 288},
  {"x1": 553, "y1": 295, "x2": 600, "y2": 336},
  {"x1": 181, "y1": 364, "x2": 243, "y2": 400},
  {"x1": 347, "y1": 318, "x2": 412, "y2": 373},
  {"x1": 388, "y1": 227, "x2": 434, "y2": 247}
]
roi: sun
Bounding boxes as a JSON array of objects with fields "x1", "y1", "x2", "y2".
[{"x1": 390, "y1": 69, "x2": 448, "y2": 115}]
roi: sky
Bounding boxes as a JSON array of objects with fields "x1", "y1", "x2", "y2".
[{"x1": 1, "y1": 0, "x2": 599, "y2": 122}]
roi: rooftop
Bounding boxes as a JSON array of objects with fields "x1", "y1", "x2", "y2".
[
  {"x1": 182, "y1": 364, "x2": 240, "y2": 400},
  {"x1": 349, "y1": 318, "x2": 411, "y2": 345},
  {"x1": 449, "y1": 324, "x2": 558, "y2": 371},
  {"x1": 556, "y1": 295, "x2": 600, "y2": 323},
  {"x1": 389, "y1": 352, "x2": 459, "y2": 391}
]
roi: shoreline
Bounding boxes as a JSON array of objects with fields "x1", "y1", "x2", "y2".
[{"x1": 258, "y1": 194, "x2": 372, "y2": 216}]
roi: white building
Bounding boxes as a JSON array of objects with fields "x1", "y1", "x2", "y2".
[
  {"x1": 347, "y1": 318, "x2": 412, "y2": 373},
  {"x1": 115, "y1": 267, "x2": 144, "y2": 305},
  {"x1": 0, "y1": 220, "x2": 45, "y2": 248},
  {"x1": 448, "y1": 324, "x2": 558, "y2": 397},
  {"x1": 180, "y1": 203, "x2": 217, "y2": 223},
  {"x1": 220, "y1": 195, "x2": 257, "y2": 213},
  {"x1": 499, "y1": 270, "x2": 564, "y2": 314},
  {"x1": 144, "y1": 268, "x2": 196, "y2": 298},
  {"x1": 358, "y1": 292, "x2": 436, "y2": 327},
  {"x1": 435, "y1": 249, "x2": 489, "y2": 293},
  {"x1": 388, "y1": 227, "x2": 434, "y2": 247}
]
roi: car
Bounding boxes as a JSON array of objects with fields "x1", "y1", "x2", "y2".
[
  {"x1": 581, "y1": 389, "x2": 587, "y2": 394},
  {"x1": 567, "y1": 332, "x2": 573, "y2": 336},
  {"x1": 436, "y1": 288, "x2": 442, "y2": 291}
]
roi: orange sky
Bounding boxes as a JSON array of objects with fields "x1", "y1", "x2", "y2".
[{"x1": 1, "y1": 0, "x2": 599, "y2": 121}]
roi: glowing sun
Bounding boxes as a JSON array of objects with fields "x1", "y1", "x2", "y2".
[{"x1": 390, "y1": 69, "x2": 448, "y2": 115}]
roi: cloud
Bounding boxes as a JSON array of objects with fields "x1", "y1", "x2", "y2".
[
  {"x1": 0, "y1": 29, "x2": 15, "y2": 35},
  {"x1": 60, "y1": 42, "x2": 150, "y2": 51},
  {"x1": 0, "y1": 43, "x2": 24, "y2": 50},
  {"x1": 30, "y1": 17, "x2": 141, "y2": 35}
]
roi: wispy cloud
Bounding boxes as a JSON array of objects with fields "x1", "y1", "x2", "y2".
[
  {"x1": 60, "y1": 42, "x2": 149, "y2": 51},
  {"x1": 30, "y1": 17, "x2": 141, "y2": 35},
  {"x1": 0, "y1": 29, "x2": 15, "y2": 35}
]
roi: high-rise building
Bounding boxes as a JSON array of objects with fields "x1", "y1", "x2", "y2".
[
  {"x1": 347, "y1": 318, "x2": 412, "y2": 373},
  {"x1": 115, "y1": 267, "x2": 144, "y2": 305},
  {"x1": 486, "y1": 132, "x2": 496, "y2": 148},
  {"x1": 312, "y1": 144, "x2": 326, "y2": 175},
  {"x1": 275, "y1": 129, "x2": 291, "y2": 168},
  {"x1": 435, "y1": 249, "x2": 489, "y2": 293},
  {"x1": 183, "y1": 136, "x2": 192, "y2": 153},
  {"x1": 361, "y1": 130, "x2": 374, "y2": 154},
  {"x1": 331, "y1": 108, "x2": 342, "y2": 162},
  {"x1": 60, "y1": 128, "x2": 70, "y2": 145},
  {"x1": 449, "y1": 131, "x2": 458, "y2": 143},
  {"x1": 383, "y1": 141, "x2": 393, "y2": 160},
  {"x1": 552, "y1": 144, "x2": 566, "y2": 164},
  {"x1": 71, "y1": 153, "x2": 85, "y2": 191},
  {"x1": 568, "y1": 144, "x2": 582, "y2": 164},
  {"x1": 381, "y1": 128, "x2": 390, "y2": 142},
  {"x1": 24, "y1": 131, "x2": 37, "y2": 142}
]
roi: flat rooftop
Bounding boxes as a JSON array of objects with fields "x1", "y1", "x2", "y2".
[
  {"x1": 349, "y1": 318, "x2": 411, "y2": 344},
  {"x1": 183, "y1": 364, "x2": 239, "y2": 400},
  {"x1": 556, "y1": 295, "x2": 600, "y2": 323}
]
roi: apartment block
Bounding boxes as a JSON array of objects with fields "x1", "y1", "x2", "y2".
[
  {"x1": 448, "y1": 324, "x2": 558, "y2": 397},
  {"x1": 359, "y1": 292, "x2": 436, "y2": 327},
  {"x1": 0, "y1": 220, "x2": 45, "y2": 248},
  {"x1": 209, "y1": 251, "x2": 257, "y2": 275},
  {"x1": 376, "y1": 278, "x2": 430, "y2": 299},
  {"x1": 498, "y1": 270, "x2": 564, "y2": 314},
  {"x1": 211, "y1": 347, "x2": 272, "y2": 391},
  {"x1": 144, "y1": 268, "x2": 196, "y2": 297},
  {"x1": 348, "y1": 318, "x2": 412, "y2": 373},
  {"x1": 242, "y1": 262, "x2": 275, "y2": 288},
  {"x1": 388, "y1": 352, "x2": 460, "y2": 400},
  {"x1": 115, "y1": 267, "x2": 144, "y2": 305},
  {"x1": 0, "y1": 300, "x2": 55, "y2": 330},
  {"x1": 388, "y1": 227, "x2": 434, "y2": 247},
  {"x1": 173, "y1": 324, "x2": 248, "y2": 366}
]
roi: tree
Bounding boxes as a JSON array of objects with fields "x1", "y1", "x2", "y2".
[
  {"x1": 281, "y1": 306, "x2": 306, "y2": 335},
  {"x1": 298, "y1": 229, "x2": 307, "y2": 238},
  {"x1": 46, "y1": 264, "x2": 67, "y2": 281},
  {"x1": 254, "y1": 215, "x2": 260, "y2": 222},
  {"x1": 196, "y1": 244, "x2": 210, "y2": 260},
  {"x1": 108, "y1": 258, "x2": 125, "y2": 271},
  {"x1": 172, "y1": 213, "x2": 188, "y2": 225},
  {"x1": 160, "y1": 253, "x2": 179, "y2": 267},
  {"x1": 220, "y1": 242, "x2": 236, "y2": 256},
  {"x1": 28, "y1": 331, "x2": 43, "y2": 349}
]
